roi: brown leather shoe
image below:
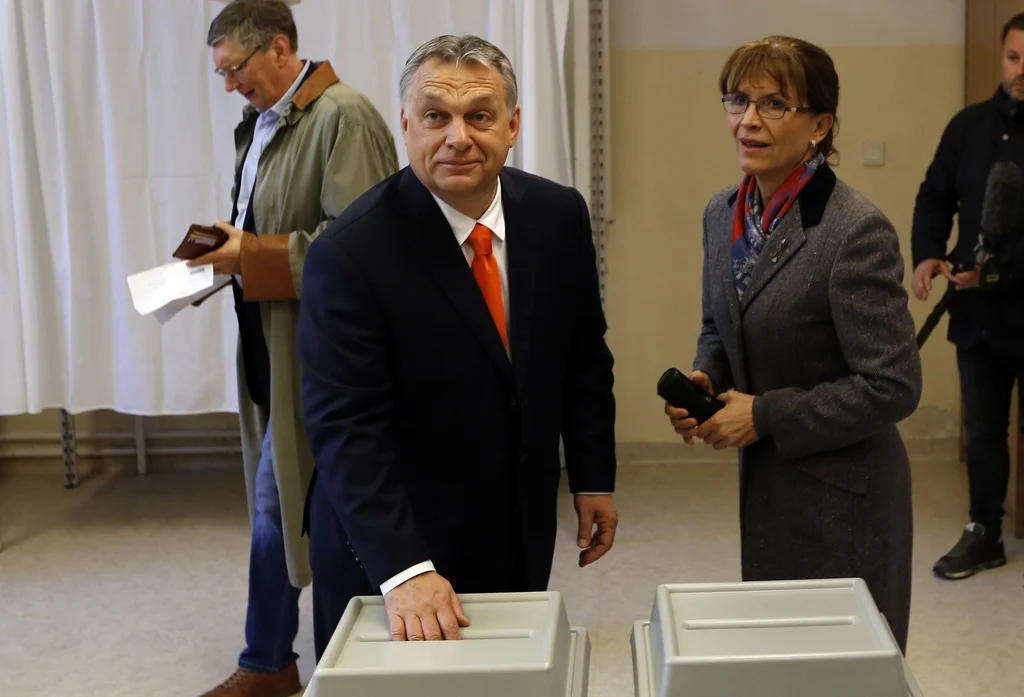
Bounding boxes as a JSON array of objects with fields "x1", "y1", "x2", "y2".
[{"x1": 198, "y1": 663, "x2": 301, "y2": 697}]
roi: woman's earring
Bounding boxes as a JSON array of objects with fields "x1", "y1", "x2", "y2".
[{"x1": 810, "y1": 139, "x2": 817, "y2": 147}]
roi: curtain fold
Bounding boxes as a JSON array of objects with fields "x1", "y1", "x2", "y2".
[{"x1": 0, "y1": 0, "x2": 572, "y2": 415}]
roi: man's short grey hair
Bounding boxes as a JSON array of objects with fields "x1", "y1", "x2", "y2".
[
  {"x1": 207, "y1": 0, "x2": 298, "y2": 53},
  {"x1": 399, "y1": 34, "x2": 518, "y2": 110}
]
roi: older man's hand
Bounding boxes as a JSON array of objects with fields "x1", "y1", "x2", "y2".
[{"x1": 187, "y1": 219, "x2": 246, "y2": 276}]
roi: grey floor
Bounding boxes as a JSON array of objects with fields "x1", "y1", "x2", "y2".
[{"x1": 1, "y1": 455, "x2": 1023, "y2": 697}]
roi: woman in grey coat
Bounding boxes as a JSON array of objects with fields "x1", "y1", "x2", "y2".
[{"x1": 665, "y1": 36, "x2": 922, "y2": 651}]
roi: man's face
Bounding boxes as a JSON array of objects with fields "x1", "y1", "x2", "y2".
[
  {"x1": 1002, "y1": 29, "x2": 1024, "y2": 101},
  {"x1": 212, "y1": 37, "x2": 279, "y2": 112},
  {"x1": 400, "y1": 58, "x2": 520, "y2": 207}
]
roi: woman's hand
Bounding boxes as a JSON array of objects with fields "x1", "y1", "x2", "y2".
[
  {"x1": 695, "y1": 390, "x2": 759, "y2": 450},
  {"x1": 664, "y1": 371, "x2": 713, "y2": 445}
]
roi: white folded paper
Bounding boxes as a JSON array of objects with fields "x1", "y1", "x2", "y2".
[{"x1": 127, "y1": 261, "x2": 232, "y2": 325}]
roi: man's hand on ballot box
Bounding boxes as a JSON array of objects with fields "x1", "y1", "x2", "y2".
[{"x1": 384, "y1": 571, "x2": 470, "y2": 642}]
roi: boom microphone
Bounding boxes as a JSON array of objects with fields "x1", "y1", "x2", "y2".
[
  {"x1": 919, "y1": 161, "x2": 1024, "y2": 347},
  {"x1": 980, "y1": 161, "x2": 1023, "y2": 244},
  {"x1": 978, "y1": 161, "x2": 1023, "y2": 286}
]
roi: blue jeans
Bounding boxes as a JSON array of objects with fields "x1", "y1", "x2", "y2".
[{"x1": 238, "y1": 426, "x2": 302, "y2": 673}]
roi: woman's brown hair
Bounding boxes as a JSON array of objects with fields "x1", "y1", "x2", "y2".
[{"x1": 719, "y1": 35, "x2": 840, "y2": 164}]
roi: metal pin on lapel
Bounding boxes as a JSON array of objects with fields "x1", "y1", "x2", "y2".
[{"x1": 770, "y1": 238, "x2": 788, "y2": 263}]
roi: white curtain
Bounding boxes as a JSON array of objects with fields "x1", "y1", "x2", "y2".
[{"x1": 0, "y1": 0, "x2": 573, "y2": 416}]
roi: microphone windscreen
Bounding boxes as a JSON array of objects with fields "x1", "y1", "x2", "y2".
[{"x1": 981, "y1": 161, "x2": 1023, "y2": 240}]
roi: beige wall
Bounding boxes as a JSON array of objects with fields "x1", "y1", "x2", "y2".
[{"x1": 606, "y1": 0, "x2": 967, "y2": 449}]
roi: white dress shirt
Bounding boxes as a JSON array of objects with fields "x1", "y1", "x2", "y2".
[
  {"x1": 234, "y1": 60, "x2": 311, "y2": 233},
  {"x1": 434, "y1": 179, "x2": 511, "y2": 339},
  {"x1": 378, "y1": 182, "x2": 609, "y2": 597},
  {"x1": 378, "y1": 183, "x2": 508, "y2": 597}
]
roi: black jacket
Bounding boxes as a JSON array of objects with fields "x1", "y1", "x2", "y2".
[
  {"x1": 298, "y1": 167, "x2": 616, "y2": 599},
  {"x1": 911, "y1": 86, "x2": 1024, "y2": 354}
]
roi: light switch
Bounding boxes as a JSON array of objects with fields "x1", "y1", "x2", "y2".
[{"x1": 862, "y1": 141, "x2": 885, "y2": 167}]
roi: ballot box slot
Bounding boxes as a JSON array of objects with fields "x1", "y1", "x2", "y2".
[
  {"x1": 357, "y1": 628, "x2": 534, "y2": 642},
  {"x1": 681, "y1": 616, "x2": 858, "y2": 631}
]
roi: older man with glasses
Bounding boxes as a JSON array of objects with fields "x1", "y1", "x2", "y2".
[{"x1": 191, "y1": 2, "x2": 398, "y2": 696}]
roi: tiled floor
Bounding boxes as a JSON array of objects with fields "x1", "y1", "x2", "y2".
[{"x1": 1, "y1": 455, "x2": 1022, "y2": 696}]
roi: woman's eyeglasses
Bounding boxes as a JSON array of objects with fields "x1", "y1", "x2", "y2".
[{"x1": 721, "y1": 93, "x2": 816, "y2": 120}]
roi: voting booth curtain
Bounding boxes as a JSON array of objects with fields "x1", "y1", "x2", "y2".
[{"x1": 0, "y1": 0, "x2": 573, "y2": 415}]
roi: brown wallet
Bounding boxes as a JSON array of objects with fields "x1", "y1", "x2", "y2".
[{"x1": 173, "y1": 224, "x2": 228, "y2": 260}]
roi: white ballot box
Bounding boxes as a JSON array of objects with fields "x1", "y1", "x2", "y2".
[
  {"x1": 630, "y1": 578, "x2": 925, "y2": 697},
  {"x1": 305, "y1": 591, "x2": 590, "y2": 697}
]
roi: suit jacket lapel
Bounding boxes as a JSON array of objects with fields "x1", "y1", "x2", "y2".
[
  {"x1": 500, "y1": 171, "x2": 537, "y2": 387},
  {"x1": 398, "y1": 170, "x2": 515, "y2": 383}
]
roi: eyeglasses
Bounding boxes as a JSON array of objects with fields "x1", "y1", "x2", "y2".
[
  {"x1": 214, "y1": 46, "x2": 263, "y2": 80},
  {"x1": 721, "y1": 93, "x2": 816, "y2": 120}
]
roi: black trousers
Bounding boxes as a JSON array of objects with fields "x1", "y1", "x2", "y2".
[{"x1": 957, "y1": 341, "x2": 1024, "y2": 534}]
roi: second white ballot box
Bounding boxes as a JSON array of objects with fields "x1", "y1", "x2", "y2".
[
  {"x1": 630, "y1": 578, "x2": 925, "y2": 697},
  {"x1": 305, "y1": 591, "x2": 590, "y2": 697}
]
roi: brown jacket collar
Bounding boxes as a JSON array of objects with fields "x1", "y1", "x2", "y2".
[
  {"x1": 293, "y1": 60, "x2": 339, "y2": 111},
  {"x1": 237, "y1": 61, "x2": 341, "y2": 129}
]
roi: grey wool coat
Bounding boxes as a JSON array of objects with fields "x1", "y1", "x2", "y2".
[{"x1": 694, "y1": 165, "x2": 923, "y2": 651}]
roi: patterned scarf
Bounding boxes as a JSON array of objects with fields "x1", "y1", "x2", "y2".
[{"x1": 731, "y1": 153, "x2": 824, "y2": 298}]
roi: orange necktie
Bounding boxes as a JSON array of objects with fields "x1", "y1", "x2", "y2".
[{"x1": 468, "y1": 223, "x2": 507, "y2": 348}]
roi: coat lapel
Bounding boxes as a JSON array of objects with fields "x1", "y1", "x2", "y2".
[
  {"x1": 716, "y1": 166, "x2": 836, "y2": 390},
  {"x1": 500, "y1": 171, "x2": 537, "y2": 387},
  {"x1": 716, "y1": 201, "x2": 748, "y2": 390},
  {"x1": 720, "y1": 244, "x2": 742, "y2": 336},
  {"x1": 398, "y1": 170, "x2": 515, "y2": 383},
  {"x1": 738, "y1": 213, "x2": 807, "y2": 314},
  {"x1": 736, "y1": 164, "x2": 836, "y2": 314}
]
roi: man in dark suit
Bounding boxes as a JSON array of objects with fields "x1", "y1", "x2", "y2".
[{"x1": 297, "y1": 34, "x2": 618, "y2": 656}]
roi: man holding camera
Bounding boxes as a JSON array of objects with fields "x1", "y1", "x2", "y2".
[{"x1": 911, "y1": 13, "x2": 1024, "y2": 581}]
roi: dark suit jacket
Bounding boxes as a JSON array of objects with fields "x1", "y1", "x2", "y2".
[
  {"x1": 695, "y1": 165, "x2": 922, "y2": 651},
  {"x1": 298, "y1": 166, "x2": 616, "y2": 595}
]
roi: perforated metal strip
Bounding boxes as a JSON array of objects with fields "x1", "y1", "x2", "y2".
[{"x1": 588, "y1": 0, "x2": 609, "y2": 305}]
